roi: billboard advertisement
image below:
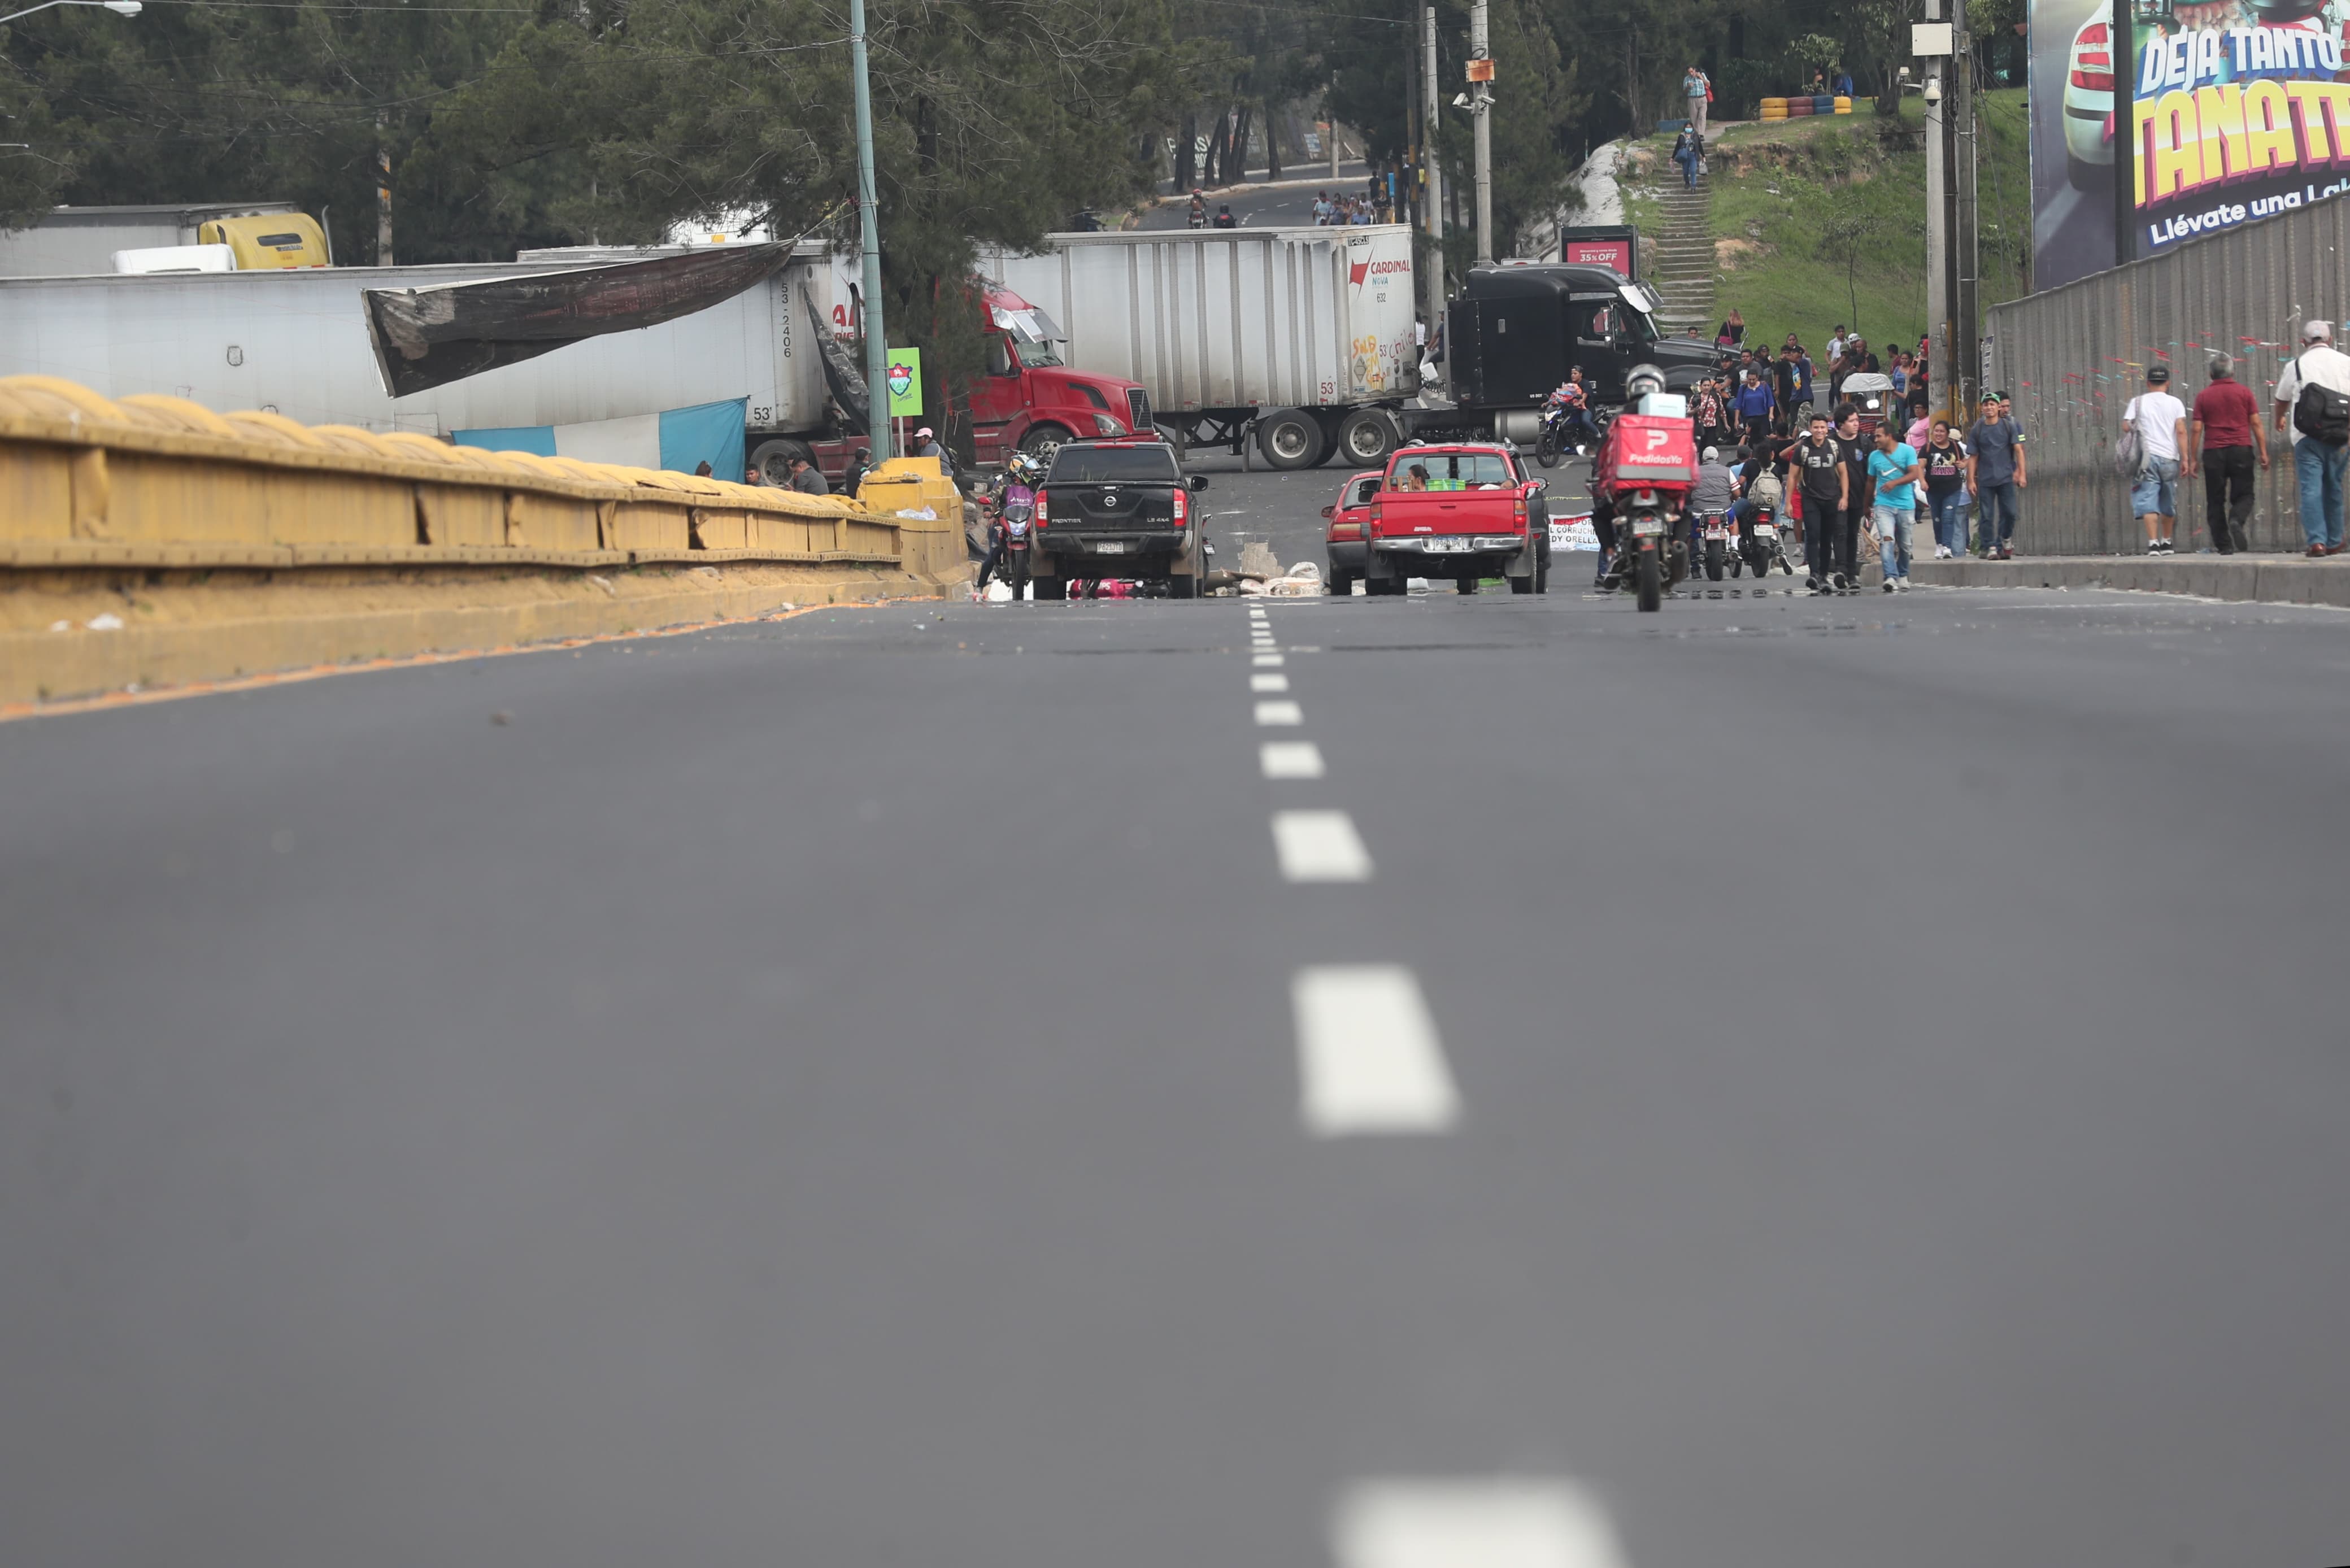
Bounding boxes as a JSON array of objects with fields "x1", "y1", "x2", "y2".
[{"x1": 2033, "y1": 0, "x2": 2350, "y2": 289}]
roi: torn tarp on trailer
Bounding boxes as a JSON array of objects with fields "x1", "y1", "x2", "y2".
[{"x1": 362, "y1": 243, "x2": 795, "y2": 398}]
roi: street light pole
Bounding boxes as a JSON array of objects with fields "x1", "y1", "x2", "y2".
[
  {"x1": 848, "y1": 0, "x2": 890, "y2": 460},
  {"x1": 1422, "y1": 3, "x2": 1447, "y2": 393},
  {"x1": 1469, "y1": 0, "x2": 1493, "y2": 265},
  {"x1": 1952, "y1": 0, "x2": 1981, "y2": 416}
]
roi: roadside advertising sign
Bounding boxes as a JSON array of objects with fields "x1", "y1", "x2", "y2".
[{"x1": 2034, "y1": 0, "x2": 2350, "y2": 289}]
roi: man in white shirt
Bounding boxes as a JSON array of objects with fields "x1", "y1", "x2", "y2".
[
  {"x1": 2270, "y1": 318, "x2": 2350, "y2": 555},
  {"x1": 2124, "y1": 365, "x2": 2188, "y2": 554},
  {"x1": 1826, "y1": 326, "x2": 1848, "y2": 365}
]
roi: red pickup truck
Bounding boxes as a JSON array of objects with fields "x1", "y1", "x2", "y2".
[{"x1": 1328, "y1": 442, "x2": 1551, "y2": 596}]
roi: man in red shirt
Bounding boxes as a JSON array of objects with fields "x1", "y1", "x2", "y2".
[{"x1": 2184, "y1": 353, "x2": 2268, "y2": 554}]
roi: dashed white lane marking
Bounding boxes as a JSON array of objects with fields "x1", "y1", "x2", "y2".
[
  {"x1": 1254, "y1": 653, "x2": 1286, "y2": 667},
  {"x1": 1251, "y1": 672, "x2": 1291, "y2": 692},
  {"x1": 1293, "y1": 966, "x2": 1458, "y2": 1134},
  {"x1": 1273, "y1": 809, "x2": 1372, "y2": 882},
  {"x1": 1332, "y1": 1479, "x2": 1629, "y2": 1568},
  {"x1": 1260, "y1": 741, "x2": 1325, "y2": 779},
  {"x1": 1255, "y1": 700, "x2": 1303, "y2": 726}
]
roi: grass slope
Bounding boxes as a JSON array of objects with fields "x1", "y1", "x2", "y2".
[{"x1": 1620, "y1": 90, "x2": 2029, "y2": 360}]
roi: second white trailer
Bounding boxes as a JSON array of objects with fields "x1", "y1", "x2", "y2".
[{"x1": 984, "y1": 225, "x2": 1419, "y2": 469}]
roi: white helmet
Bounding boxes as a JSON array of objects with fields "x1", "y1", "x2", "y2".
[{"x1": 1623, "y1": 364, "x2": 1668, "y2": 403}]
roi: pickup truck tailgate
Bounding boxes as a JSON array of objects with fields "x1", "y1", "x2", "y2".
[{"x1": 1373, "y1": 490, "x2": 1518, "y2": 537}]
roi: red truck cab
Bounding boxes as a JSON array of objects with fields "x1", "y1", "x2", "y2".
[
  {"x1": 1349, "y1": 442, "x2": 1550, "y2": 596},
  {"x1": 965, "y1": 286, "x2": 1154, "y2": 468}
]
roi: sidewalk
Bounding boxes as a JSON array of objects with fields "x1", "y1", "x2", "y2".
[{"x1": 1909, "y1": 553, "x2": 2350, "y2": 608}]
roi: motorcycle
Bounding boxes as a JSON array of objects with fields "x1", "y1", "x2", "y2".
[
  {"x1": 997, "y1": 492, "x2": 1034, "y2": 600},
  {"x1": 1534, "y1": 400, "x2": 1606, "y2": 467},
  {"x1": 1699, "y1": 509, "x2": 1731, "y2": 581},
  {"x1": 1592, "y1": 378, "x2": 1697, "y2": 612},
  {"x1": 1728, "y1": 499, "x2": 1794, "y2": 580}
]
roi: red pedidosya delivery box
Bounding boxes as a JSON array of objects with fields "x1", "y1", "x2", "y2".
[{"x1": 1595, "y1": 412, "x2": 1698, "y2": 493}]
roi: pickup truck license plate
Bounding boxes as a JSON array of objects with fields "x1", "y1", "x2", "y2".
[
  {"x1": 1094, "y1": 540, "x2": 1126, "y2": 554},
  {"x1": 1423, "y1": 537, "x2": 1470, "y2": 553}
]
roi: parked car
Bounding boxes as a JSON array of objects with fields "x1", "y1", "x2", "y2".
[
  {"x1": 1350, "y1": 442, "x2": 1550, "y2": 596},
  {"x1": 1029, "y1": 437, "x2": 1208, "y2": 599},
  {"x1": 1321, "y1": 469, "x2": 1384, "y2": 594}
]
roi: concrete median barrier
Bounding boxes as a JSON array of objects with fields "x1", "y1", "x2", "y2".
[{"x1": 0, "y1": 377, "x2": 969, "y2": 705}]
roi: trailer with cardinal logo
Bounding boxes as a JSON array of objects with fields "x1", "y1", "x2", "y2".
[{"x1": 983, "y1": 225, "x2": 1421, "y2": 472}]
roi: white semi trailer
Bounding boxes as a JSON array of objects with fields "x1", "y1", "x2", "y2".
[
  {"x1": 984, "y1": 224, "x2": 1424, "y2": 469},
  {"x1": 0, "y1": 243, "x2": 836, "y2": 454}
]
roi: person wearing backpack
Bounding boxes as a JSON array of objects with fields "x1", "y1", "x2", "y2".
[
  {"x1": 2271, "y1": 319, "x2": 2350, "y2": 556},
  {"x1": 2122, "y1": 365, "x2": 2188, "y2": 555}
]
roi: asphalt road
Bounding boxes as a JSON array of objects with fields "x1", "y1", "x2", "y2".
[
  {"x1": 1138, "y1": 163, "x2": 1375, "y2": 232},
  {"x1": 6, "y1": 569, "x2": 2350, "y2": 1567}
]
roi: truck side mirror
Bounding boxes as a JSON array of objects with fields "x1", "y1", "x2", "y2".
[{"x1": 1187, "y1": 474, "x2": 1208, "y2": 491}]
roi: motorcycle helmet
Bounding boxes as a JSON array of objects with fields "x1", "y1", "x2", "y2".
[{"x1": 1624, "y1": 364, "x2": 1668, "y2": 403}]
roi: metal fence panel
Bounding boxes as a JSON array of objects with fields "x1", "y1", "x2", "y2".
[{"x1": 1988, "y1": 197, "x2": 2350, "y2": 555}]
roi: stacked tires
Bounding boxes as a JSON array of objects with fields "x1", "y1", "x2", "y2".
[
  {"x1": 1788, "y1": 95, "x2": 1814, "y2": 117},
  {"x1": 1833, "y1": 95, "x2": 1852, "y2": 114},
  {"x1": 1813, "y1": 94, "x2": 1835, "y2": 115},
  {"x1": 1760, "y1": 96, "x2": 1788, "y2": 121}
]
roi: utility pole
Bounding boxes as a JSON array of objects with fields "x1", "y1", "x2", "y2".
[
  {"x1": 1330, "y1": 75, "x2": 1342, "y2": 181},
  {"x1": 375, "y1": 115, "x2": 393, "y2": 266},
  {"x1": 1422, "y1": 2, "x2": 1447, "y2": 393},
  {"x1": 2111, "y1": 0, "x2": 2135, "y2": 267},
  {"x1": 1952, "y1": 0, "x2": 1980, "y2": 417},
  {"x1": 1469, "y1": 0, "x2": 1494, "y2": 265},
  {"x1": 1925, "y1": 4, "x2": 1951, "y2": 420},
  {"x1": 849, "y1": 0, "x2": 889, "y2": 459}
]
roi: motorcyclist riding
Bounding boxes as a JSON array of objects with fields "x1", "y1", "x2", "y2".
[
  {"x1": 1544, "y1": 369, "x2": 1600, "y2": 448},
  {"x1": 1187, "y1": 190, "x2": 1208, "y2": 229},
  {"x1": 974, "y1": 452, "x2": 1041, "y2": 596}
]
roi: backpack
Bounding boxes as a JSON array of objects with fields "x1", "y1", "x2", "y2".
[
  {"x1": 2111, "y1": 406, "x2": 2143, "y2": 477},
  {"x1": 2292, "y1": 352, "x2": 2350, "y2": 445}
]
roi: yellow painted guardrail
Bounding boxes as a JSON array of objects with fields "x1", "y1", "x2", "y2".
[{"x1": 0, "y1": 375, "x2": 912, "y2": 571}]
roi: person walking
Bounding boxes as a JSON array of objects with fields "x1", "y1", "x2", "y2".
[
  {"x1": 2269, "y1": 318, "x2": 2350, "y2": 556},
  {"x1": 1792, "y1": 412, "x2": 1849, "y2": 594},
  {"x1": 1964, "y1": 392, "x2": 2026, "y2": 557},
  {"x1": 1735, "y1": 367, "x2": 1776, "y2": 450},
  {"x1": 1683, "y1": 65, "x2": 1712, "y2": 136},
  {"x1": 1920, "y1": 419, "x2": 1970, "y2": 559},
  {"x1": 2122, "y1": 365, "x2": 2187, "y2": 554},
  {"x1": 1672, "y1": 125, "x2": 1699, "y2": 189},
  {"x1": 1834, "y1": 403, "x2": 1874, "y2": 590},
  {"x1": 1867, "y1": 423, "x2": 1923, "y2": 590},
  {"x1": 1775, "y1": 343, "x2": 1814, "y2": 428},
  {"x1": 2183, "y1": 354, "x2": 2265, "y2": 553}
]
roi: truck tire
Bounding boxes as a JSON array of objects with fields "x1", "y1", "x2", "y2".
[
  {"x1": 1509, "y1": 571, "x2": 1534, "y2": 594},
  {"x1": 1333, "y1": 408, "x2": 1396, "y2": 467},
  {"x1": 1020, "y1": 424, "x2": 1076, "y2": 466},
  {"x1": 748, "y1": 437, "x2": 815, "y2": 487},
  {"x1": 1255, "y1": 408, "x2": 1324, "y2": 470},
  {"x1": 1326, "y1": 563, "x2": 1355, "y2": 596},
  {"x1": 1032, "y1": 574, "x2": 1067, "y2": 600}
]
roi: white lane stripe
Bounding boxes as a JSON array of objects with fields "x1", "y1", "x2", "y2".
[
  {"x1": 1273, "y1": 810, "x2": 1372, "y2": 882},
  {"x1": 1332, "y1": 1479, "x2": 1629, "y2": 1568},
  {"x1": 1255, "y1": 700, "x2": 1303, "y2": 726},
  {"x1": 1251, "y1": 672, "x2": 1290, "y2": 692},
  {"x1": 1260, "y1": 741, "x2": 1325, "y2": 779},
  {"x1": 1294, "y1": 966, "x2": 1457, "y2": 1133},
  {"x1": 1253, "y1": 653, "x2": 1285, "y2": 666}
]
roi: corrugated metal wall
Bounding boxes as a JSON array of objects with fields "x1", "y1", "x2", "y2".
[{"x1": 1987, "y1": 198, "x2": 2350, "y2": 554}]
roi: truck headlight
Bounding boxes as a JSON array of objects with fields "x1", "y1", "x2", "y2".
[{"x1": 1091, "y1": 413, "x2": 1126, "y2": 435}]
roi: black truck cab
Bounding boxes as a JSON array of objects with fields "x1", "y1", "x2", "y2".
[{"x1": 1445, "y1": 263, "x2": 1718, "y2": 407}]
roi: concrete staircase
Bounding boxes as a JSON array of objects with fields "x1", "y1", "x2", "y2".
[{"x1": 1648, "y1": 178, "x2": 1714, "y2": 332}]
